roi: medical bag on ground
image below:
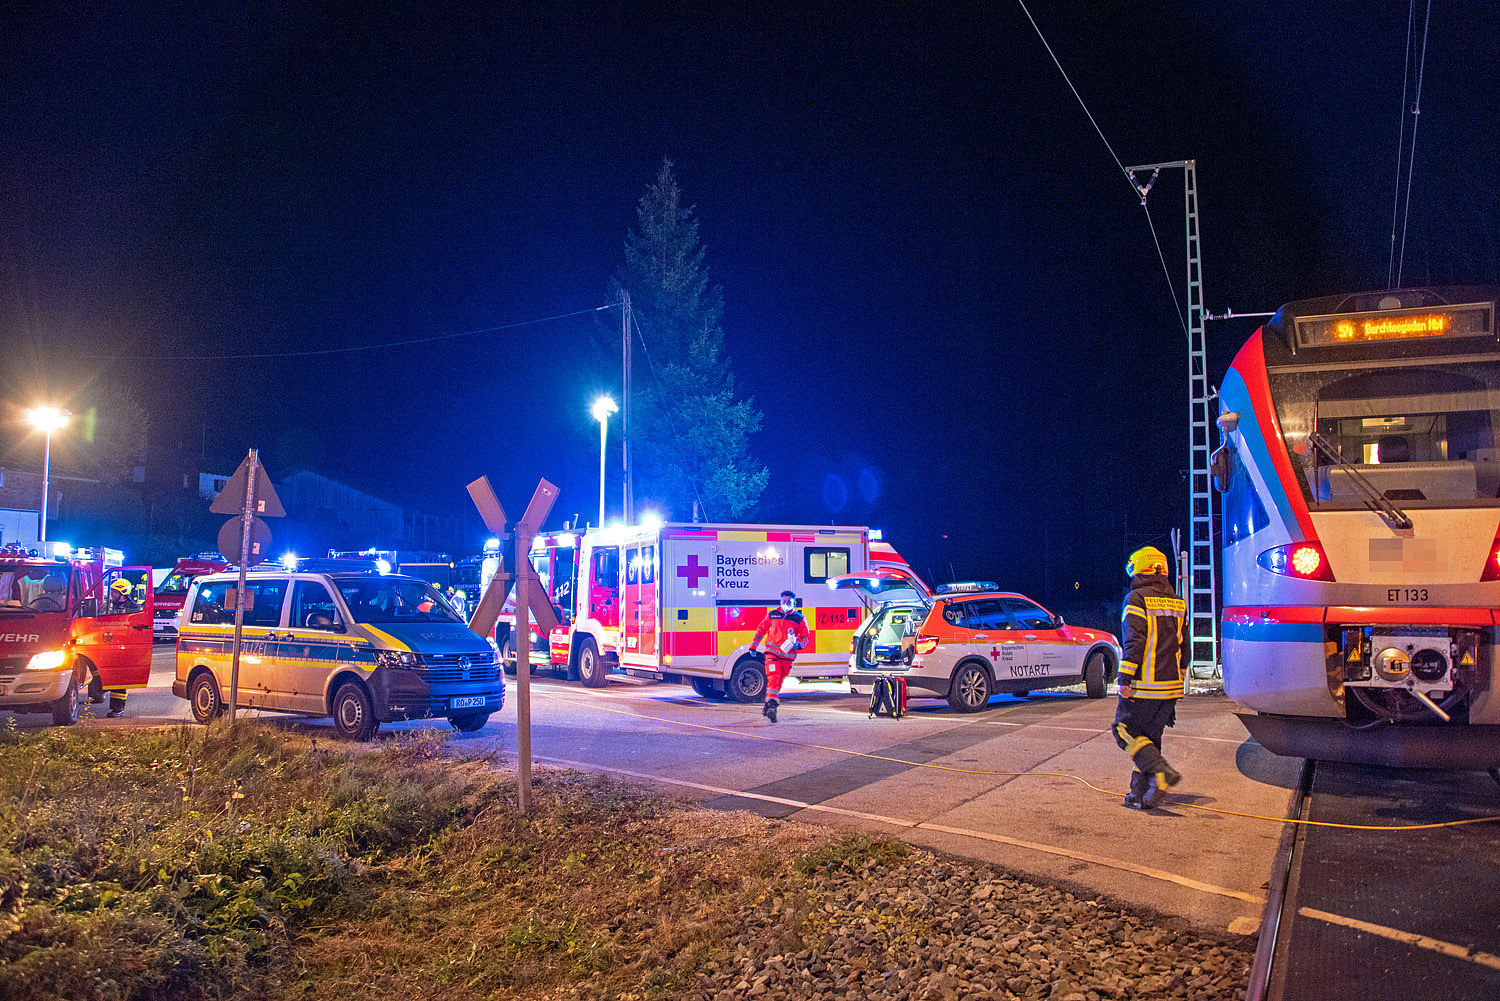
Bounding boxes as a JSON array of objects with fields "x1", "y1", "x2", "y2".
[{"x1": 868, "y1": 674, "x2": 908, "y2": 719}]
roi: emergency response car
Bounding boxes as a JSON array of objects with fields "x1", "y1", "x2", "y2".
[
  {"x1": 836, "y1": 572, "x2": 1122, "y2": 711},
  {"x1": 152, "y1": 552, "x2": 230, "y2": 640},
  {"x1": 173, "y1": 567, "x2": 502, "y2": 739},
  {"x1": 0, "y1": 544, "x2": 154, "y2": 725},
  {"x1": 540, "y1": 522, "x2": 921, "y2": 702}
]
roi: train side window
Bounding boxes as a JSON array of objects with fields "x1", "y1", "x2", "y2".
[
  {"x1": 1222, "y1": 447, "x2": 1270, "y2": 544},
  {"x1": 805, "y1": 547, "x2": 850, "y2": 584}
]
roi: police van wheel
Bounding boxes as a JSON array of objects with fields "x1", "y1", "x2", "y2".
[
  {"x1": 51, "y1": 672, "x2": 81, "y2": 727},
  {"x1": 1084, "y1": 651, "x2": 1108, "y2": 699},
  {"x1": 188, "y1": 671, "x2": 224, "y2": 724},
  {"x1": 332, "y1": 682, "x2": 378, "y2": 741},
  {"x1": 447, "y1": 711, "x2": 490, "y2": 733},
  {"x1": 690, "y1": 676, "x2": 726, "y2": 699},
  {"x1": 727, "y1": 657, "x2": 767, "y2": 703},
  {"x1": 947, "y1": 662, "x2": 991, "y2": 713},
  {"x1": 577, "y1": 640, "x2": 609, "y2": 688}
]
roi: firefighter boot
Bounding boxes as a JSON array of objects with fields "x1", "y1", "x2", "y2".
[
  {"x1": 107, "y1": 693, "x2": 127, "y2": 718},
  {"x1": 1122, "y1": 770, "x2": 1150, "y2": 809},
  {"x1": 1148, "y1": 762, "x2": 1183, "y2": 806},
  {"x1": 762, "y1": 697, "x2": 779, "y2": 724}
]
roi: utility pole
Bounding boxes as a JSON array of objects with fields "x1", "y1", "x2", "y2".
[
  {"x1": 621, "y1": 291, "x2": 633, "y2": 523},
  {"x1": 1126, "y1": 159, "x2": 1218, "y2": 678}
]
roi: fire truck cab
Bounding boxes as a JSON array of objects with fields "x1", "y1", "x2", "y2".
[
  {"x1": 0, "y1": 544, "x2": 155, "y2": 725},
  {"x1": 551, "y1": 522, "x2": 921, "y2": 702},
  {"x1": 153, "y1": 552, "x2": 230, "y2": 640}
]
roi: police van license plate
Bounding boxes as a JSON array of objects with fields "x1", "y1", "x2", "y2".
[{"x1": 450, "y1": 696, "x2": 485, "y2": 709}]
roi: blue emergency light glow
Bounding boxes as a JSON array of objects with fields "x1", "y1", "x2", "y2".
[
  {"x1": 280, "y1": 551, "x2": 298, "y2": 570},
  {"x1": 52, "y1": 542, "x2": 73, "y2": 558}
]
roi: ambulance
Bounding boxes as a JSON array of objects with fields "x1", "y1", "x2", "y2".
[
  {"x1": 542, "y1": 521, "x2": 923, "y2": 701},
  {"x1": 152, "y1": 552, "x2": 230, "y2": 640}
]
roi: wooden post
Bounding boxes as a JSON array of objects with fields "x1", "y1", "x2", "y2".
[
  {"x1": 514, "y1": 522, "x2": 533, "y2": 814},
  {"x1": 228, "y1": 447, "x2": 257, "y2": 725}
]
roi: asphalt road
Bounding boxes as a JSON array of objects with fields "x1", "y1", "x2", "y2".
[{"x1": 5, "y1": 645, "x2": 1300, "y2": 935}]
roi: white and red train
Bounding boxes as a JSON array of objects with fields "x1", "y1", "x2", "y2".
[{"x1": 1216, "y1": 284, "x2": 1500, "y2": 767}]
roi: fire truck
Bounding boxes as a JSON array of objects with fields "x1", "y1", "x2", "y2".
[
  {"x1": 152, "y1": 552, "x2": 230, "y2": 640},
  {"x1": 519, "y1": 522, "x2": 921, "y2": 701},
  {"x1": 0, "y1": 543, "x2": 155, "y2": 725}
]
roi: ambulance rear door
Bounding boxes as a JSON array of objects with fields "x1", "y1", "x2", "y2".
[{"x1": 620, "y1": 540, "x2": 660, "y2": 668}]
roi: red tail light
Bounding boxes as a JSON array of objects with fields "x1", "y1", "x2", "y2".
[
  {"x1": 1258, "y1": 542, "x2": 1335, "y2": 582},
  {"x1": 914, "y1": 634, "x2": 939, "y2": 655},
  {"x1": 1481, "y1": 527, "x2": 1500, "y2": 581}
]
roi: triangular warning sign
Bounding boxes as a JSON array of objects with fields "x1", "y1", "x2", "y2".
[
  {"x1": 1348, "y1": 646, "x2": 1361, "y2": 661},
  {"x1": 210, "y1": 455, "x2": 286, "y2": 517},
  {"x1": 1462, "y1": 651, "x2": 1475, "y2": 666}
]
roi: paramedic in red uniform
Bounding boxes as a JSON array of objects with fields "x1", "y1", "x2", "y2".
[{"x1": 749, "y1": 589, "x2": 810, "y2": 723}]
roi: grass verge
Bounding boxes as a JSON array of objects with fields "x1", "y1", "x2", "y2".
[{"x1": 0, "y1": 723, "x2": 823, "y2": 1000}]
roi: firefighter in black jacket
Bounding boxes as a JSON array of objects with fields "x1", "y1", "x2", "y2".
[{"x1": 1114, "y1": 546, "x2": 1186, "y2": 809}]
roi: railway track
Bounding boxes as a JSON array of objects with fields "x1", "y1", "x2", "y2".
[{"x1": 1247, "y1": 758, "x2": 1500, "y2": 1000}]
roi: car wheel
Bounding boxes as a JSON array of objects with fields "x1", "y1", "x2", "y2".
[
  {"x1": 51, "y1": 671, "x2": 82, "y2": 727},
  {"x1": 727, "y1": 657, "x2": 767, "y2": 703},
  {"x1": 447, "y1": 711, "x2": 491, "y2": 732},
  {"x1": 332, "y1": 681, "x2": 378, "y2": 741},
  {"x1": 189, "y1": 671, "x2": 224, "y2": 724},
  {"x1": 1084, "y1": 651, "x2": 1108, "y2": 699},
  {"x1": 500, "y1": 634, "x2": 517, "y2": 675},
  {"x1": 690, "y1": 676, "x2": 726, "y2": 699},
  {"x1": 577, "y1": 639, "x2": 609, "y2": 688},
  {"x1": 947, "y1": 662, "x2": 991, "y2": 713}
]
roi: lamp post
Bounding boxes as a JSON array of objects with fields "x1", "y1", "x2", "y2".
[
  {"x1": 25, "y1": 407, "x2": 70, "y2": 544},
  {"x1": 591, "y1": 395, "x2": 618, "y2": 528}
]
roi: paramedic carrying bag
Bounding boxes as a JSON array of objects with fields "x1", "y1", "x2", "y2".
[{"x1": 868, "y1": 674, "x2": 908, "y2": 719}]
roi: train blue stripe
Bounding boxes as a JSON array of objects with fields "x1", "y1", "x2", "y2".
[{"x1": 1221, "y1": 619, "x2": 1323, "y2": 643}]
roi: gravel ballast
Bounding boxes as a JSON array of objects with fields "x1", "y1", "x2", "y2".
[{"x1": 694, "y1": 845, "x2": 1253, "y2": 1001}]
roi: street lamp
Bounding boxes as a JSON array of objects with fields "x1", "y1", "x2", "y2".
[
  {"x1": 25, "y1": 407, "x2": 70, "y2": 544},
  {"x1": 591, "y1": 396, "x2": 618, "y2": 528}
]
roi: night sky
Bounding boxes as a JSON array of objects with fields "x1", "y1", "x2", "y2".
[{"x1": 3, "y1": 2, "x2": 1498, "y2": 601}]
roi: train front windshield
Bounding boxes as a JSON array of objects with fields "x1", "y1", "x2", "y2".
[{"x1": 1270, "y1": 360, "x2": 1500, "y2": 507}]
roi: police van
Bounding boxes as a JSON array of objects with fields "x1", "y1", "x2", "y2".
[{"x1": 172, "y1": 567, "x2": 502, "y2": 739}]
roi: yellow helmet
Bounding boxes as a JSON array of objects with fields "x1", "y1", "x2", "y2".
[
  {"x1": 1126, "y1": 546, "x2": 1169, "y2": 577},
  {"x1": 110, "y1": 578, "x2": 133, "y2": 594}
]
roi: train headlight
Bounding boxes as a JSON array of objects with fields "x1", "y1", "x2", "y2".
[
  {"x1": 1258, "y1": 541, "x2": 1336, "y2": 581},
  {"x1": 1373, "y1": 646, "x2": 1411, "y2": 682}
]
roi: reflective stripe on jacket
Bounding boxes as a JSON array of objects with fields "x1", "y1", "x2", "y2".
[
  {"x1": 752, "y1": 608, "x2": 810, "y2": 660},
  {"x1": 1119, "y1": 573, "x2": 1186, "y2": 700}
]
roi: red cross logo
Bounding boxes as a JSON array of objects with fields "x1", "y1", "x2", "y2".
[
  {"x1": 677, "y1": 555, "x2": 709, "y2": 588},
  {"x1": 989, "y1": 646, "x2": 1002, "y2": 662}
]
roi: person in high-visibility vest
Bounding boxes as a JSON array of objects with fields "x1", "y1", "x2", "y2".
[
  {"x1": 1113, "y1": 547, "x2": 1186, "y2": 808},
  {"x1": 748, "y1": 590, "x2": 810, "y2": 724}
]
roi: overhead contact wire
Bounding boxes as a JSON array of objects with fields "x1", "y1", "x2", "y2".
[
  {"x1": 1013, "y1": 0, "x2": 1187, "y2": 337},
  {"x1": 535, "y1": 691, "x2": 1500, "y2": 832},
  {"x1": 105, "y1": 304, "x2": 612, "y2": 361}
]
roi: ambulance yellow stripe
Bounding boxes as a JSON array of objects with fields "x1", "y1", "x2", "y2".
[{"x1": 717, "y1": 531, "x2": 768, "y2": 542}]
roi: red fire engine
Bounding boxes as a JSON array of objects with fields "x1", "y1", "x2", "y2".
[{"x1": 0, "y1": 544, "x2": 155, "y2": 725}]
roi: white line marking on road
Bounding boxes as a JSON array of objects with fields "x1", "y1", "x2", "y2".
[
  {"x1": 537, "y1": 754, "x2": 1264, "y2": 909},
  {"x1": 1298, "y1": 907, "x2": 1500, "y2": 971}
]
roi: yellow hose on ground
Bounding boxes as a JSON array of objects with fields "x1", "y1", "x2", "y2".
[{"x1": 532, "y1": 691, "x2": 1500, "y2": 832}]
